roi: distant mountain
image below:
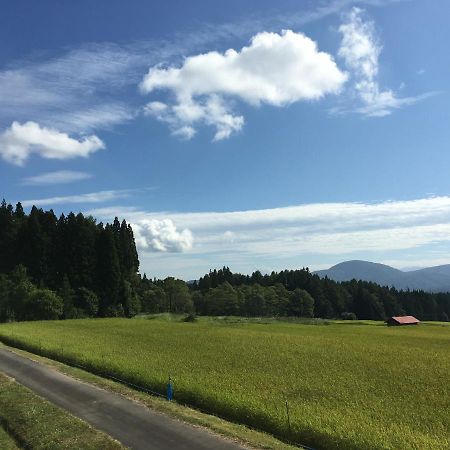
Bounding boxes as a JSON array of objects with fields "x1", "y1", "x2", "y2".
[{"x1": 314, "y1": 260, "x2": 450, "y2": 292}]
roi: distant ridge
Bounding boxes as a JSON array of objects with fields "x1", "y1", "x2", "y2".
[{"x1": 314, "y1": 260, "x2": 450, "y2": 292}]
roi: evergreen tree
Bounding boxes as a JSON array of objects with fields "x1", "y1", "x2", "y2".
[
  {"x1": 59, "y1": 274, "x2": 76, "y2": 319},
  {"x1": 0, "y1": 273, "x2": 13, "y2": 322},
  {"x1": 74, "y1": 287, "x2": 99, "y2": 317},
  {"x1": 354, "y1": 286, "x2": 385, "y2": 320},
  {"x1": 14, "y1": 202, "x2": 25, "y2": 219},
  {"x1": 0, "y1": 200, "x2": 15, "y2": 273},
  {"x1": 96, "y1": 225, "x2": 122, "y2": 316},
  {"x1": 121, "y1": 279, "x2": 141, "y2": 317},
  {"x1": 288, "y1": 289, "x2": 315, "y2": 317}
]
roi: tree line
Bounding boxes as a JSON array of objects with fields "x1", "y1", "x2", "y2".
[
  {"x1": 187, "y1": 266, "x2": 450, "y2": 321},
  {"x1": 1, "y1": 200, "x2": 449, "y2": 322},
  {"x1": 0, "y1": 200, "x2": 140, "y2": 321}
]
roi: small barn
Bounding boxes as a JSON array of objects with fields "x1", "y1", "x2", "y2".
[{"x1": 386, "y1": 315, "x2": 420, "y2": 326}]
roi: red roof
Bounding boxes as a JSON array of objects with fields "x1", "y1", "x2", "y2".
[{"x1": 390, "y1": 316, "x2": 420, "y2": 324}]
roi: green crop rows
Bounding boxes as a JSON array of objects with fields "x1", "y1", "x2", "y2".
[{"x1": 0, "y1": 318, "x2": 449, "y2": 449}]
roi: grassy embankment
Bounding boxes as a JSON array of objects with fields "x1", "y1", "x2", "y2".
[
  {"x1": 0, "y1": 424, "x2": 19, "y2": 450},
  {"x1": 0, "y1": 372, "x2": 123, "y2": 449},
  {"x1": 0, "y1": 316, "x2": 449, "y2": 450}
]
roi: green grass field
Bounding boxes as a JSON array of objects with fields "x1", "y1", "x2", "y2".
[{"x1": 0, "y1": 317, "x2": 449, "y2": 450}]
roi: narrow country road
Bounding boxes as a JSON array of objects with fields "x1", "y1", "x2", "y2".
[{"x1": 0, "y1": 347, "x2": 245, "y2": 450}]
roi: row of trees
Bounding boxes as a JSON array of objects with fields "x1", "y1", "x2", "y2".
[
  {"x1": 0, "y1": 200, "x2": 140, "y2": 320},
  {"x1": 0, "y1": 266, "x2": 99, "y2": 321},
  {"x1": 1, "y1": 201, "x2": 449, "y2": 322},
  {"x1": 137, "y1": 276, "x2": 315, "y2": 318},
  {"x1": 131, "y1": 267, "x2": 450, "y2": 321},
  {"x1": 187, "y1": 267, "x2": 450, "y2": 321}
]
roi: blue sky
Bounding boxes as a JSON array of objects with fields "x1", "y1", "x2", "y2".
[{"x1": 1, "y1": 0, "x2": 450, "y2": 279}]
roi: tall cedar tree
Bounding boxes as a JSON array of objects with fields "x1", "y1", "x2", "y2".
[{"x1": 0, "y1": 200, "x2": 140, "y2": 320}]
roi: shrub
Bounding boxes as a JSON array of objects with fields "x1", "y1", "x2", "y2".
[
  {"x1": 24, "y1": 289, "x2": 63, "y2": 321},
  {"x1": 183, "y1": 313, "x2": 197, "y2": 322},
  {"x1": 341, "y1": 311, "x2": 357, "y2": 320},
  {"x1": 75, "y1": 288, "x2": 99, "y2": 317}
]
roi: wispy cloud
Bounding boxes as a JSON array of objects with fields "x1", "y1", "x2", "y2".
[
  {"x1": 337, "y1": 7, "x2": 434, "y2": 116},
  {"x1": 0, "y1": 44, "x2": 139, "y2": 133},
  {"x1": 87, "y1": 196, "x2": 450, "y2": 278},
  {"x1": 21, "y1": 189, "x2": 131, "y2": 207},
  {"x1": 195, "y1": 0, "x2": 406, "y2": 44},
  {"x1": 21, "y1": 170, "x2": 93, "y2": 186}
]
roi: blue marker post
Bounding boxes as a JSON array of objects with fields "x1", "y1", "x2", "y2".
[{"x1": 167, "y1": 376, "x2": 173, "y2": 401}]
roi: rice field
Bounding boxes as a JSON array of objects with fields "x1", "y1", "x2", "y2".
[{"x1": 0, "y1": 317, "x2": 449, "y2": 450}]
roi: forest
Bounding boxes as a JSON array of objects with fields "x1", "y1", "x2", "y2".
[{"x1": 0, "y1": 200, "x2": 449, "y2": 322}]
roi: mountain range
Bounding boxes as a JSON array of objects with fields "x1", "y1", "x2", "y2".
[{"x1": 314, "y1": 260, "x2": 450, "y2": 292}]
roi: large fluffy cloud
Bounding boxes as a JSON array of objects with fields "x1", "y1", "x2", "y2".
[
  {"x1": 133, "y1": 219, "x2": 193, "y2": 253},
  {"x1": 141, "y1": 30, "x2": 347, "y2": 140},
  {"x1": 338, "y1": 8, "x2": 431, "y2": 116},
  {"x1": 0, "y1": 1, "x2": 359, "y2": 135},
  {"x1": 0, "y1": 121, "x2": 104, "y2": 165}
]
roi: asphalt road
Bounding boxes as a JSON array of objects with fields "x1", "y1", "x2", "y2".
[{"x1": 0, "y1": 347, "x2": 245, "y2": 450}]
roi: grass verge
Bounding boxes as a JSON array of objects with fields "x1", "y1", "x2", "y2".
[
  {"x1": 0, "y1": 342, "x2": 299, "y2": 450},
  {"x1": 0, "y1": 425, "x2": 19, "y2": 450},
  {"x1": 0, "y1": 370, "x2": 124, "y2": 449}
]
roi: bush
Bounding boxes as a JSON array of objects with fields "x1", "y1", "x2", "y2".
[
  {"x1": 24, "y1": 289, "x2": 63, "y2": 321},
  {"x1": 341, "y1": 311, "x2": 357, "y2": 320},
  {"x1": 75, "y1": 288, "x2": 99, "y2": 317},
  {"x1": 183, "y1": 313, "x2": 197, "y2": 322}
]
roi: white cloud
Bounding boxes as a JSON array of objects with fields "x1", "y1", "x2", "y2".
[
  {"x1": 338, "y1": 8, "x2": 432, "y2": 116},
  {"x1": 0, "y1": 1, "x2": 399, "y2": 140},
  {"x1": 89, "y1": 196, "x2": 450, "y2": 233},
  {"x1": 49, "y1": 103, "x2": 135, "y2": 133},
  {"x1": 0, "y1": 121, "x2": 104, "y2": 166},
  {"x1": 133, "y1": 219, "x2": 193, "y2": 253},
  {"x1": 22, "y1": 170, "x2": 92, "y2": 185},
  {"x1": 0, "y1": 45, "x2": 139, "y2": 134},
  {"x1": 88, "y1": 196, "x2": 450, "y2": 278},
  {"x1": 21, "y1": 189, "x2": 130, "y2": 207},
  {"x1": 173, "y1": 125, "x2": 197, "y2": 140},
  {"x1": 141, "y1": 30, "x2": 347, "y2": 140},
  {"x1": 144, "y1": 96, "x2": 244, "y2": 141}
]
